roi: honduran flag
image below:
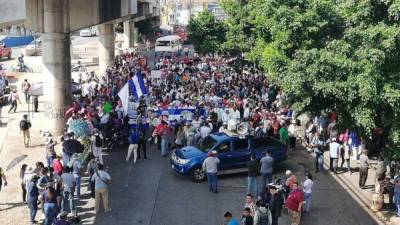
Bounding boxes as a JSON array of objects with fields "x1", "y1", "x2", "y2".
[
  {"x1": 118, "y1": 69, "x2": 147, "y2": 115},
  {"x1": 128, "y1": 69, "x2": 147, "y2": 99}
]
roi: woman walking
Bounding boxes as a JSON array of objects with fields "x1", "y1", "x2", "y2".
[
  {"x1": 20, "y1": 164, "x2": 28, "y2": 203},
  {"x1": 303, "y1": 173, "x2": 314, "y2": 213}
]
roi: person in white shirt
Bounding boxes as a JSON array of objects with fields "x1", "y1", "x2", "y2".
[
  {"x1": 233, "y1": 107, "x2": 241, "y2": 121},
  {"x1": 200, "y1": 123, "x2": 212, "y2": 139},
  {"x1": 288, "y1": 121, "x2": 297, "y2": 151},
  {"x1": 303, "y1": 173, "x2": 314, "y2": 213},
  {"x1": 243, "y1": 104, "x2": 250, "y2": 121},
  {"x1": 329, "y1": 138, "x2": 341, "y2": 173},
  {"x1": 221, "y1": 109, "x2": 230, "y2": 125}
]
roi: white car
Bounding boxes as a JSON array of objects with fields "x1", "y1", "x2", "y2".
[
  {"x1": 24, "y1": 38, "x2": 42, "y2": 56},
  {"x1": 79, "y1": 27, "x2": 97, "y2": 37}
]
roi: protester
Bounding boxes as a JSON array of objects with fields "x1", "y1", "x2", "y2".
[
  {"x1": 285, "y1": 183, "x2": 304, "y2": 225},
  {"x1": 91, "y1": 164, "x2": 112, "y2": 213},
  {"x1": 202, "y1": 150, "x2": 220, "y2": 193},
  {"x1": 359, "y1": 150, "x2": 369, "y2": 188},
  {"x1": 260, "y1": 151, "x2": 274, "y2": 188},
  {"x1": 41, "y1": 183, "x2": 58, "y2": 225},
  {"x1": 60, "y1": 166, "x2": 76, "y2": 215},
  {"x1": 8, "y1": 89, "x2": 21, "y2": 113},
  {"x1": 241, "y1": 207, "x2": 253, "y2": 225},
  {"x1": 244, "y1": 194, "x2": 257, "y2": 216},
  {"x1": 246, "y1": 154, "x2": 259, "y2": 197},
  {"x1": 309, "y1": 132, "x2": 324, "y2": 172},
  {"x1": 303, "y1": 173, "x2": 314, "y2": 213},
  {"x1": 27, "y1": 175, "x2": 40, "y2": 225},
  {"x1": 71, "y1": 154, "x2": 82, "y2": 198},
  {"x1": 253, "y1": 200, "x2": 272, "y2": 225},
  {"x1": 20, "y1": 164, "x2": 28, "y2": 202},
  {"x1": 20, "y1": 114, "x2": 32, "y2": 148},
  {"x1": 21, "y1": 78, "x2": 31, "y2": 103},
  {"x1": 268, "y1": 185, "x2": 284, "y2": 225},
  {"x1": 0, "y1": 165, "x2": 7, "y2": 192},
  {"x1": 222, "y1": 211, "x2": 239, "y2": 225},
  {"x1": 285, "y1": 170, "x2": 297, "y2": 191},
  {"x1": 329, "y1": 137, "x2": 340, "y2": 174},
  {"x1": 126, "y1": 128, "x2": 139, "y2": 163}
]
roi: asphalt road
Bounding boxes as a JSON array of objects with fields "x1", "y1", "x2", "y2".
[{"x1": 89, "y1": 143, "x2": 378, "y2": 225}]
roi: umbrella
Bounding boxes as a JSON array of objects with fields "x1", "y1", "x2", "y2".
[
  {"x1": 62, "y1": 139, "x2": 84, "y2": 154},
  {"x1": 6, "y1": 154, "x2": 28, "y2": 171},
  {"x1": 69, "y1": 119, "x2": 91, "y2": 137}
]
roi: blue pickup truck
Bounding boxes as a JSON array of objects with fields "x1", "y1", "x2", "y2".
[{"x1": 170, "y1": 133, "x2": 288, "y2": 182}]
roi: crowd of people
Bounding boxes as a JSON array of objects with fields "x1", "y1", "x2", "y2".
[{"x1": 0, "y1": 39, "x2": 400, "y2": 225}]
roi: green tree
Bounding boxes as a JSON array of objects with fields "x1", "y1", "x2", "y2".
[
  {"x1": 221, "y1": 0, "x2": 400, "y2": 158},
  {"x1": 187, "y1": 11, "x2": 226, "y2": 54}
]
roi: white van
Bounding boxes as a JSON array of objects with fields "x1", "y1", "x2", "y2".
[{"x1": 155, "y1": 35, "x2": 182, "y2": 53}]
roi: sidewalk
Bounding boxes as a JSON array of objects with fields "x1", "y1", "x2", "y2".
[
  {"x1": 320, "y1": 149, "x2": 400, "y2": 225},
  {"x1": 0, "y1": 72, "x2": 95, "y2": 225}
]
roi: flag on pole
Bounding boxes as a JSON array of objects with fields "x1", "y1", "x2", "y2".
[
  {"x1": 118, "y1": 69, "x2": 147, "y2": 116},
  {"x1": 118, "y1": 82, "x2": 130, "y2": 116},
  {"x1": 128, "y1": 69, "x2": 147, "y2": 99}
]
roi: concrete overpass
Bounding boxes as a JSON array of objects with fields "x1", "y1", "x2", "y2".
[{"x1": 0, "y1": 0, "x2": 159, "y2": 134}]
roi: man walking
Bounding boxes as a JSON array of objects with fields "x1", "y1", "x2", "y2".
[
  {"x1": 359, "y1": 150, "x2": 369, "y2": 188},
  {"x1": 137, "y1": 122, "x2": 147, "y2": 160},
  {"x1": 8, "y1": 89, "x2": 21, "y2": 113},
  {"x1": 309, "y1": 132, "x2": 324, "y2": 172},
  {"x1": 246, "y1": 154, "x2": 259, "y2": 197},
  {"x1": 71, "y1": 154, "x2": 82, "y2": 198},
  {"x1": 126, "y1": 128, "x2": 139, "y2": 163},
  {"x1": 202, "y1": 150, "x2": 220, "y2": 193},
  {"x1": 285, "y1": 182, "x2": 304, "y2": 225},
  {"x1": 27, "y1": 175, "x2": 39, "y2": 225},
  {"x1": 329, "y1": 137, "x2": 340, "y2": 174},
  {"x1": 21, "y1": 78, "x2": 31, "y2": 103},
  {"x1": 260, "y1": 151, "x2": 274, "y2": 187},
  {"x1": 20, "y1": 114, "x2": 32, "y2": 148},
  {"x1": 91, "y1": 164, "x2": 112, "y2": 213},
  {"x1": 61, "y1": 167, "x2": 76, "y2": 215}
]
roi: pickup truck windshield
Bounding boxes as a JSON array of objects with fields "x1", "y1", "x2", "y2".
[{"x1": 196, "y1": 136, "x2": 217, "y2": 152}]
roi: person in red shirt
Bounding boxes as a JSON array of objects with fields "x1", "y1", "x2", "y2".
[
  {"x1": 285, "y1": 182, "x2": 304, "y2": 225},
  {"x1": 52, "y1": 156, "x2": 63, "y2": 176}
]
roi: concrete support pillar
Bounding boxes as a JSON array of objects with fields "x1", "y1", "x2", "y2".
[
  {"x1": 99, "y1": 24, "x2": 115, "y2": 73},
  {"x1": 42, "y1": 0, "x2": 71, "y2": 135},
  {"x1": 123, "y1": 20, "x2": 135, "y2": 49}
]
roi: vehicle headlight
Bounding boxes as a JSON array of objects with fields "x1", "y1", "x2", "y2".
[{"x1": 177, "y1": 158, "x2": 189, "y2": 165}]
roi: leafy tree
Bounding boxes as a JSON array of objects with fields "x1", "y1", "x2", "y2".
[
  {"x1": 221, "y1": 0, "x2": 400, "y2": 158},
  {"x1": 187, "y1": 11, "x2": 226, "y2": 54}
]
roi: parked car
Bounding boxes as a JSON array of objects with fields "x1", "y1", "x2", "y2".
[
  {"x1": 171, "y1": 133, "x2": 288, "y2": 182},
  {"x1": 0, "y1": 43, "x2": 12, "y2": 59},
  {"x1": 24, "y1": 38, "x2": 42, "y2": 56},
  {"x1": 79, "y1": 27, "x2": 97, "y2": 37}
]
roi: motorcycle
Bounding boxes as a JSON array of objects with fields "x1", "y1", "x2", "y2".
[{"x1": 12, "y1": 62, "x2": 33, "y2": 73}]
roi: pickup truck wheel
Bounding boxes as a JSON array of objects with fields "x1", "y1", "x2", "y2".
[{"x1": 190, "y1": 167, "x2": 206, "y2": 183}]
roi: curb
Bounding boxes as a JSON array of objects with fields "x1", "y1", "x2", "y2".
[{"x1": 321, "y1": 153, "x2": 388, "y2": 225}]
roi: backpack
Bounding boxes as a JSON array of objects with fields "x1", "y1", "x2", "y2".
[
  {"x1": 95, "y1": 135, "x2": 102, "y2": 147},
  {"x1": 20, "y1": 120, "x2": 30, "y2": 130},
  {"x1": 257, "y1": 209, "x2": 270, "y2": 225}
]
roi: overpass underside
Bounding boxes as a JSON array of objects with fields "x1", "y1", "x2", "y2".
[{"x1": 0, "y1": 0, "x2": 159, "y2": 134}]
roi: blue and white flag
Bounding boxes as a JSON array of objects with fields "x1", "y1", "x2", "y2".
[
  {"x1": 128, "y1": 69, "x2": 147, "y2": 99},
  {"x1": 118, "y1": 82, "x2": 130, "y2": 116}
]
